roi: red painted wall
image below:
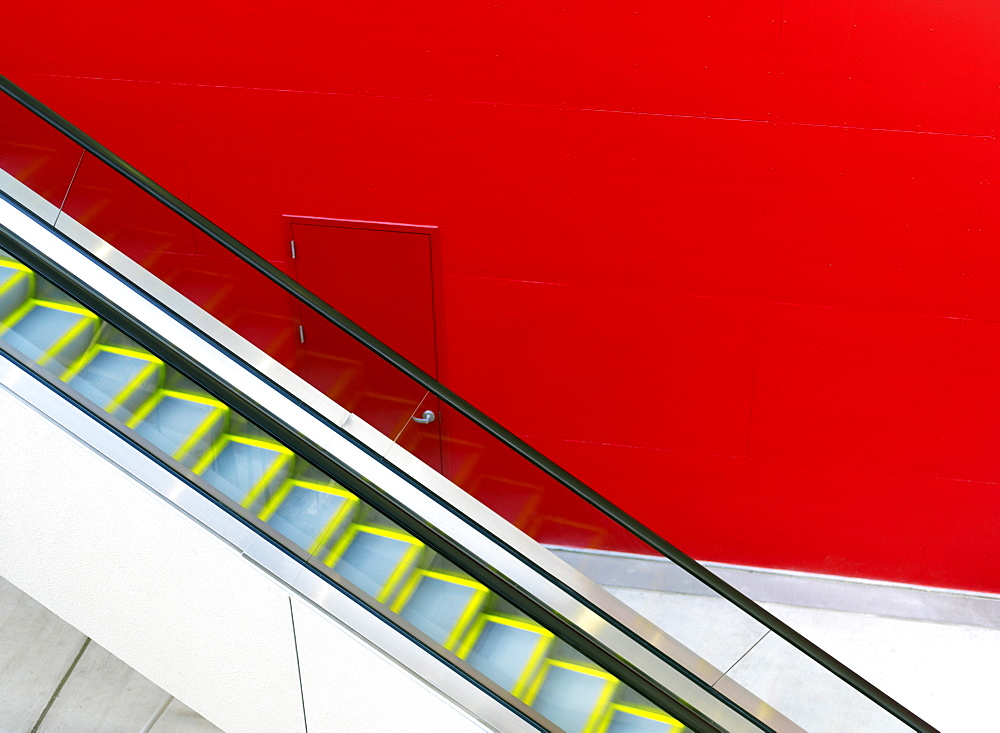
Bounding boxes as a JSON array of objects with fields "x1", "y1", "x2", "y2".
[{"x1": 4, "y1": 0, "x2": 1000, "y2": 591}]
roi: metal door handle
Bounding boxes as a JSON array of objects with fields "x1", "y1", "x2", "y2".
[{"x1": 411, "y1": 409, "x2": 436, "y2": 424}]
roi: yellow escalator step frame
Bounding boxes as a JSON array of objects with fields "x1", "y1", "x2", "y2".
[
  {"x1": 4, "y1": 300, "x2": 97, "y2": 321},
  {"x1": 258, "y1": 479, "x2": 359, "y2": 554},
  {"x1": 43, "y1": 315, "x2": 97, "y2": 367},
  {"x1": 0, "y1": 263, "x2": 32, "y2": 299},
  {"x1": 324, "y1": 523, "x2": 425, "y2": 604},
  {"x1": 0, "y1": 258, "x2": 33, "y2": 274},
  {"x1": 523, "y1": 658, "x2": 620, "y2": 733},
  {"x1": 61, "y1": 344, "x2": 152, "y2": 382},
  {"x1": 0, "y1": 299, "x2": 98, "y2": 367},
  {"x1": 0, "y1": 268, "x2": 33, "y2": 336},
  {"x1": 390, "y1": 569, "x2": 491, "y2": 651},
  {"x1": 456, "y1": 613, "x2": 555, "y2": 699},
  {"x1": 192, "y1": 434, "x2": 295, "y2": 509},
  {"x1": 127, "y1": 389, "x2": 230, "y2": 462},
  {"x1": 109, "y1": 360, "x2": 164, "y2": 414},
  {"x1": 0, "y1": 300, "x2": 33, "y2": 329},
  {"x1": 595, "y1": 704, "x2": 685, "y2": 733},
  {"x1": 170, "y1": 403, "x2": 227, "y2": 463},
  {"x1": 58, "y1": 344, "x2": 164, "y2": 413}
]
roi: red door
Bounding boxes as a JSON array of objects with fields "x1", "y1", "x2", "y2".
[{"x1": 288, "y1": 218, "x2": 443, "y2": 471}]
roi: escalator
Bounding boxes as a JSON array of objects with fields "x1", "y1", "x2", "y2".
[
  {"x1": 0, "y1": 243, "x2": 698, "y2": 732},
  {"x1": 0, "y1": 77, "x2": 937, "y2": 733}
]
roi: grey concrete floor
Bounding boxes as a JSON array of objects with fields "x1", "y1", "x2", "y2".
[
  {"x1": 5, "y1": 556, "x2": 992, "y2": 732},
  {"x1": 0, "y1": 575, "x2": 219, "y2": 733},
  {"x1": 609, "y1": 585, "x2": 1000, "y2": 733}
]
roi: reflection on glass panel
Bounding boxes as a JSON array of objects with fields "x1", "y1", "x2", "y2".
[
  {"x1": 398, "y1": 403, "x2": 649, "y2": 551},
  {"x1": 54, "y1": 152, "x2": 429, "y2": 433},
  {"x1": 0, "y1": 92, "x2": 83, "y2": 210},
  {"x1": 0, "y1": 244, "x2": 691, "y2": 733}
]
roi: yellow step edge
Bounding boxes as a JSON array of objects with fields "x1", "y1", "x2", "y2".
[
  {"x1": 456, "y1": 613, "x2": 555, "y2": 699},
  {"x1": 0, "y1": 267, "x2": 30, "y2": 300},
  {"x1": 38, "y1": 312, "x2": 98, "y2": 368},
  {"x1": 106, "y1": 361, "x2": 164, "y2": 416},
  {"x1": 126, "y1": 390, "x2": 231, "y2": 462},
  {"x1": 595, "y1": 704, "x2": 685, "y2": 733},
  {"x1": 390, "y1": 569, "x2": 491, "y2": 650},
  {"x1": 241, "y1": 451, "x2": 296, "y2": 510},
  {"x1": 22, "y1": 298, "x2": 96, "y2": 318},
  {"x1": 258, "y1": 480, "x2": 359, "y2": 554},
  {"x1": 60, "y1": 343, "x2": 163, "y2": 385},
  {"x1": 324, "y1": 524, "x2": 425, "y2": 604},
  {"x1": 523, "y1": 659, "x2": 620, "y2": 733},
  {"x1": 1, "y1": 300, "x2": 36, "y2": 329},
  {"x1": 1, "y1": 299, "x2": 99, "y2": 365},
  {"x1": 155, "y1": 389, "x2": 229, "y2": 409},
  {"x1": 0, "y1": 258, "x2": 33, "y2": 274},
  {"x1": 191, "y1": 434, "x2": 294, "y2": 508},
  {"x1": 173, "y1": 408, "x2": 227, "y2": 463}
]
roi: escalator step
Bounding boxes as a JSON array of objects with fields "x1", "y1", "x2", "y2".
[
  {"x1": 130, "y1": 390, "x2": 228, "y2": 465},
  {"x1": 0, "y1": 301, "x2": 97, "y2": 371},
  {"x1": 63, "y1": 346, "x2": 162, "y2": 419},
  {"x1": 526, "y1": 660, "x2": 618, "y2": 733},
  {"x1": 392, "y1": 570, "x2": 490, "y2": 649},
  {"x1": 457, "y1": 614, "x2": 554, "y2": 697},
  {"x1": 326, "y1": 524, "x2": 424, "y2": 604},
  {"x1": 193, "y1": 435, "x2": 294, "y2": 510},
  {"x1": 0, "y1": 262, "x2": 31, "y2": 321},
  {"x1": 601, "y1": 705, "x2": 685, "y2": 733},
  {"x1": 259, "y1": 480, "x2": 359, "y2": 554}
]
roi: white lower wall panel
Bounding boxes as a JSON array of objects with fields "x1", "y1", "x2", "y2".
[
  {"x1": 292, "y1": 598, "x2": 488, "y2": 733},
  {"x1": 0, "y1": 385, "x2": 306, "y2": 733}
]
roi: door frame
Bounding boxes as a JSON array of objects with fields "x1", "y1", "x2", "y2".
[{"x1": 281, "y1": 214, "x2": 448, "y2": 384}]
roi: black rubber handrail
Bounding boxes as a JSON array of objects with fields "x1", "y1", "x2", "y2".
[{"x1": 0, "y1": 75, "x2": 938, "y2": 733}]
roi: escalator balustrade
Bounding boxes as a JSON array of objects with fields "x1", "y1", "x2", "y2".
[{"x1": 0, "y1": 254, "x2": 686, "y2": 733}]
